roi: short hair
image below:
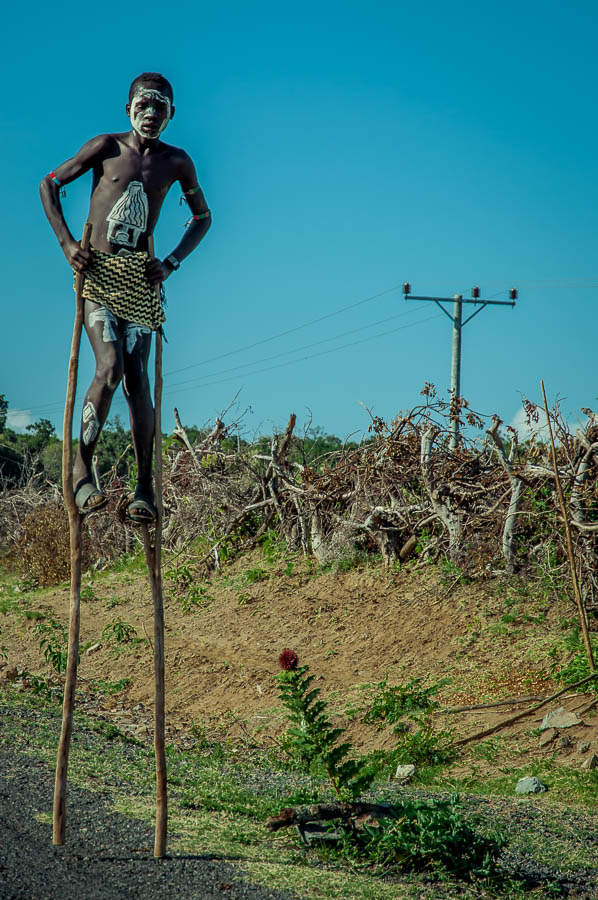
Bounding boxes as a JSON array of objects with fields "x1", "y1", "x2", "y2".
[{"x1": 129, "y1": 72, "x2": 174, "y2": 103}]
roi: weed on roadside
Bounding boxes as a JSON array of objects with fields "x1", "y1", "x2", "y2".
[
  {"x1": 165, "y1": 563, "x2": 215, "y2": 614},
  {"x1": 34, "y1": 616, "x2": 71, "y2": 674}
]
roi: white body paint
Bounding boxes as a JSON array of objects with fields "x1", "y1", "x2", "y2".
[
  {"x1": 129, "y1": 88, "x2": 172, "y2": 140},
  {"x1": 90, "y1": 304, "x2": 151, "y2": 349},
  {"x1": 106, "y1": 181, "x2": 148, "y2": 248},
  {"x1": 82, "y1": 401, "x2": 100, "y2": 445},
  {"x1": 126, "y1": 324, "x2": 150, "y2": 355},
  {"x1": 89, "y1": 306, "x2": 119, "y2": 343}
]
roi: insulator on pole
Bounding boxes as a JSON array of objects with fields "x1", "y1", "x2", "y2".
[
  {"x1": 402, "y1": 282, "x2": 411, "y2": 295},
  {"x1": 509, "y1": 288, "x2": 518, "y2": 300},
  {"x1": 472, "y1": 286, "x2": 480, "y2": 299}
]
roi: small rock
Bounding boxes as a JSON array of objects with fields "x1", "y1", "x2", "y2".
[
  {"x1": 539, "y1": 727, "x2": 557, "y2": 748},
  {"x1": 580, "y1": 754, "x2": 598, "y2": 770},
  {"x1": 540, "y1": 706, "x2": 583, "y2": 731},
  {"x1": 577, "y1": 741, "x2": 591, "y2": 754},
  {"x1": 515, "y1": 776, "x2": 547, "y2": 795},
  {"x1": 86, "y1": 642, "x2": 102, "y2": 655},
  {"x1": 557, "y1": 735, "x2": 571, "y2": 750},
  {"x1": 394, "y1": 764, "x2": 416, "y2": 781}
]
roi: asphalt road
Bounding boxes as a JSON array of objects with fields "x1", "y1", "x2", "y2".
[{"x1": 0, "y1": 750, "x2": 300, "y2": 900}]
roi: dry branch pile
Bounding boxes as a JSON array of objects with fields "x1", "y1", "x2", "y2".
[{"x1": 3, "y1": 391, "x2": 598, "y2": 605}]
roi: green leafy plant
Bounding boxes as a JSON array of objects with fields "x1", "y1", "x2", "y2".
[
  {"x1": 81, "y1": 583, "x2": 99, "y2": 601},
  {"x1": 334, "y1": 794, "x2": 504, "y2": 879},
  {"x1": 259, "y1": 529, "x2": 286, "y2": 563},
  {"x1": 22, "y1": 671, "x2": 59, "y2": 701},
  {"x1": 101, "y1": 618, "x2": 138, "y2": 645},
  {"x1": 385, "y1": 721, "x2": 456, "y2": 768},
  {"x1": 361, "y1": 675, "x2": 446, "y2": 725},
  {"x1": 165, "y1": 564, "x2": 214, "y2": 614},
  {"x1": 90, "y1": 677, "x2": 131, "y2": 695},
  {"x1": 360, "y1": 675, "x2": 455, "y2": 769},
  {"x1": 34, "y1": 617, "x2": 71, "y2": 673},
  {"x1": 245, "y1": 566, "x2": 268, "y2": 584},
  {"x1": 276, "y1": 650, "x2": 375, "y2": 801}
]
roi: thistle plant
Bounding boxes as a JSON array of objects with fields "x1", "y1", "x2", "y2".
[{"x1": 276, "y1": 650, "x2": 374, "y2": 801}]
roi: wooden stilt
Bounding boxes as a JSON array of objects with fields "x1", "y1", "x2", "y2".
[
  {"x1": 53, "y1": 222, "x2": 93, "y2": 845},
  {"x1": 142, "y1": 235, "x2": 168, "y2": 858}
]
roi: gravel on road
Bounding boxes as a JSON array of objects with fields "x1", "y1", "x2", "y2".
[{"x1": 0, "y1": 749, "x2": 300, "y2": 900}]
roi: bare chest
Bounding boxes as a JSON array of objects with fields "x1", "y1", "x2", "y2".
[{"x1": 100, "y1": 152, "x2": 175, "y2": 200}]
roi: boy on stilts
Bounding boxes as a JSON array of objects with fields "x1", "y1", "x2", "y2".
[{"x1": 40, "y1": 72, "x2": 211, "y2": 520}]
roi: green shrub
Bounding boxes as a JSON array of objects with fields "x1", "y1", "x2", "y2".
[
  {"x1": 102, "y1": 618, "x2": 138, "y2": 645},
  {"x1": 360, "y1": 675, "x2": 456, "y2": 770},
  {"x1": 34, "y1": 617, "x2": 71, "y2": 673},
  {"x1": 335, "y1": 794, "x2": 504, "y2": 878}
]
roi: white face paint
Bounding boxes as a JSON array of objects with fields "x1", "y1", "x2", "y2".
[
  {"x1": 129, "y1": 88, "x2": 172, "y2": 140},
  {"x1": 82, "y1": 401, "x2": 100, "y2": 445},
  {"x1": 106, "y1": 181, "x2": 149, "y2": 248}
]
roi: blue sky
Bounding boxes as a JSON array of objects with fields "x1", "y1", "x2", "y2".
[{"x1": 3, "y1": 0, "x2": 598, "y2": 441}]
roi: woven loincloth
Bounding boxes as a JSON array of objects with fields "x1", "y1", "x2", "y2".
[{"x1": 79, "y1": 249, "x2": 165, "y2": 330}]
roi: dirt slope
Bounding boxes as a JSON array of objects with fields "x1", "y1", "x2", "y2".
[{"x1": 1, "y1": 552, "x2": 595, "y2": 765}]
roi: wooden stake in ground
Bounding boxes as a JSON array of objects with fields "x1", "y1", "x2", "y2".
[
  {"x1": 141, "y1": 234, "x2": 168, "y2": 858},
  {"x1": 540, "y1": 380, "x2": 595, "y2": 673},
  {"x1": 53, "y1": 222, "x2": 93, "y2": 845}
]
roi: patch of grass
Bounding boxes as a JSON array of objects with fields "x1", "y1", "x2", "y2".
[
  {"x1": 1, "y1": 686, "x2": 597, "y2": 899},
  {"x1": 23, "y1": 608, "x2": 45, "y2": 621},
  {"x1": 244, "y1": 566, "x2": 269, "y2": 584},
  {"x1": 320, "y1": 547, "x2": 370, "y2": 575},
  {"x1": 104, "y1": 593, "x2": 128, "y2": 610},
  {"x1": 164, "y1": 564, "x2": 215, "y2": 614},
  {"x1": 89, "y1": 677, "x2": 131, "y2": 695},
  {"x1": 105, "y1": 552, "x2": 147, "y2": 576},
  {"x1": 80, "y1": 583, "x2": 99, "y2": 602},
  {"x1": 439, "y1": 757, "x2": 598, "y2": 808}
]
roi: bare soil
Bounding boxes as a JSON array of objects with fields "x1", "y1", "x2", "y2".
[{"x1": 1, "y1": 552, "x2": 597, "y2": 770}]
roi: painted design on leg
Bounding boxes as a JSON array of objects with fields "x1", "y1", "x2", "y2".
[
  {"x1": 82, "y1": 401, "x2": 100, "y2": 445},
  {"x1": 125, "y1": 323, "x2": 151, "y2": 356},
  {"x1": 106, "y1": 181, "x2": 149, "y2": 249},
  {"x1": 89, "y1": 306, "x2": 119, "y2": 343}
]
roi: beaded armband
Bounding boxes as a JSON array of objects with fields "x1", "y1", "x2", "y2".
[
  {"x1": 185, "y1": 210, "x2": 211, "y2": 227},
  {"x1": 49, "y1": 171, "x2": 66, "y2": 197},
  {"x1": 179, "y1": 185, "x2": 202, "y2": 205}
]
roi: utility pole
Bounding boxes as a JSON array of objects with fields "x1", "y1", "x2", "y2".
[{"x1": 403, "y1": 284, "x2": 517, "y2": 450}]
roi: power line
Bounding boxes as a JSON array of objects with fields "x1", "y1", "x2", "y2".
[
  {"x1": 161, "y1": 311, "x2": 443, "y2": 397},
  {"x1": 6, "y1": 310, "x2": 442, "y2": 421},
  {"x1": 164, "y1": 304, "x2": 428, "y2": 391},
  {"x1": 16, "y1": 283, "x2": 411, "y2": 417},
  {"x1": 164, "y1": 282, "x2": 404, "y2": 376}
]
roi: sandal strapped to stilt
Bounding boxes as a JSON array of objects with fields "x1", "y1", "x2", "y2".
[
  {"x1": 126, "y1": 492, "x2": 157, "y2": 524},
  {"x1": 74, "y1": 478, "x2": 108, "y2": 515}
]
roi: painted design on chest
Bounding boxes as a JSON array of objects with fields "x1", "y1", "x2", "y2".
[{"x1": 106, "y1": 180, "x2": 148, "y2": 248}]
